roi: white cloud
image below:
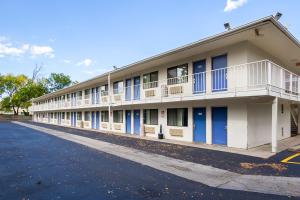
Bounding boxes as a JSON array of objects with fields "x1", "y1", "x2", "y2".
[
  {"x1": 0, "y1": 42, "x2": 29, "y2": 56},
  {"x1": 30, "y1": 45, "x2": 55, "y2": 58},
  {"x1": 224, "y1": 0, "x2": 247, "y2": 12},
  {"x1": 0, "y1": 36, "x2": 55, "y2": 58},
  {"x1": 77, "y1": 58, "x2": 93, "y2": 66},
  {"x1": 82, "y1": 70, "x2": 94, "y2": 75},
  {"x1": 48, "y1": 38, "x2": 56, "y2": 43},
  {"x1": 63, "y1": 59, "x2": 72, "y2": 64}
]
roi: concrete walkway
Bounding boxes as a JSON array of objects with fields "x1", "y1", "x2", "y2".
[{"x1": 14, "y1": 121, "x2": 300, "y2": 197}]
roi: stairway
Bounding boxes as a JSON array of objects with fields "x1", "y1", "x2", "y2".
[{"x1": 291, "y1": 105, "x2": 298, "y2": 136}]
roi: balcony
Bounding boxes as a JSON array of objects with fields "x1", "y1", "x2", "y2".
[{"x1": 31, "y1": 60, "x2": 300, "y2": 112}]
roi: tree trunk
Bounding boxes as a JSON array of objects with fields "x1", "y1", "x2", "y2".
[{"x1": 12, "y1": 106, "x2": 18, "y2": 115}]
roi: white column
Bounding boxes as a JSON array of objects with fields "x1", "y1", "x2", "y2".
[
  {"x1": 206, "y1": 106, "x2": 212, "y2": 144},
  {"x1": 298, "y1": 105, "x2": 300, "y2": 134},
  {"x1": 271, "y1": 97, "x2": 278, "y2": 153},
  {"x1": 206, "y1": 59, "x2": 212, "y2": 94},
  {"x1": 140, "y1": 109, "x2": 144, "y2": 137},
  {"x1": 108, "y1": 73, "x2": 112, "y2": 131},
  {"x1": 131, "y1": 110, "x2": 134, "y2": 134}
]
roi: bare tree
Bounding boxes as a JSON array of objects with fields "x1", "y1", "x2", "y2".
[{"x1": 32, "y1": 63, "x2": 43, "y2": 82}]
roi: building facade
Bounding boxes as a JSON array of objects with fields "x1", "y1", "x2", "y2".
[{"x1": 30, "y1": 16, "x2": 300, "y2": 152}]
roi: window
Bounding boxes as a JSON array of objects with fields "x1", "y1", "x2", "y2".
[
  {"x1": 100, "y1": 85, "x2": 108, "y2": 96},
  {"x1": 144, "y1": 109, "x2": 158, "y2": 125},
  {"x1": 101, "y1": 111, "x2": 109, "y2": 122},
  {"x1": 84, "y1": 112, "x2": 90, "y2": 121},
  {"x1": 51, "y1": 113, "x2": 54, "y2": 119},
  {"x1": 54, "y1": 113, "x2": 57, "y2": 119},
  {"x1": 113, "y1": 110, "x2": 123, "y2": 123},
  {"x1": 66, "y1": 112, "x2": 70, "y2": 120},
  {"x1": 143, "y1": 71, "x2": 158, "y2": 89},
  {"x1": 77, "y1": 112, "x2": 82, "y2": 120},
  {"x1": 67, "y1": 94, "x2": 70, "y2": 101},
  {"x1": 167, "y1": 108, "x2": 188, "y2": 127},
  {"x1": 84, "y1": 89, "x2": 90, "y2": 99},
  {"x1": 62, "y1": 112, "x2": 65, "y2": 119},
  {"x1": 113, "y1": 81, "x2": 124, "y2": 94},
  {"x1": 281, "y1": 104, "x2": 284, "y2": 114},
  {"x1": 167, "y1": 64, "x2": 188, "y2": 85}
]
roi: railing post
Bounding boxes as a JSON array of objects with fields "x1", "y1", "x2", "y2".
[
  {"x1": 290, "y1": 73, "x2": 293, "y2": 97},
  {"x1": 280, "y1": 68, "x2": 283, "y2": 96},
  {"x1": 267, "y1": 61, "x2": 272, "y2": 92}
]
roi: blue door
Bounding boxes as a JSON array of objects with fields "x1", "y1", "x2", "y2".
[
  {"x1": 212, "y1": 55, "x2": 227, "y2": 92},
  {"x1": 91, "y1": 111, "x2": 95, "y2": 129},
  {"x1": 126, "y1": 110, "x2": 131, "y2": 134},
  {"x1": 125, "y1": 79, "x2": 131, "y2": 101},
  {"x1": 96, "y1": 111, "x2": 100, "y2": 129},
  {"x1": 193, "y1": 108, "x2": 206, "y2": 143},
  {"x1": 193, "y1": 60, "x2": 206, "y2": 93},
  {"x1": 134, "y1": 110, "x2": 140, "y2": 135},
  {"x1": 212, "y1": 107, "x2": 227, "y2": 145},
  {"x1": 133, "y1": 77, "x2": 140, "y2": 100}
]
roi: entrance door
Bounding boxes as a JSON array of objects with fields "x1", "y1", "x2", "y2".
[
  {"x1": 125, "y1": 79, "x2": 131, "y2": 101},
  {"x1": 96, "y1": 111, "x2": 100, "y2": 129},
  {"x1": 193, "y1": 60, "x2": 206, "y2": 93},
  {"x1": 193, "y1": 108, "x2": 206, "y2": 143},
  {"x1": 212, "y1": 107, "x2": 227, "y2": 145},
  {"x1": 91, "y1": 111, "x2": 95, "y2": 129},
  {"x1": 134, "y1": 110, "x2": 140, "y2": 135},
  {"x1": 126, "y1": 110, "x2": 131, "y2": 134},
  {"x1": 133, "y1": 77, "x2": 140, "y2": 100},
  {"x1": 212, "y1": 55, "x2": 227, "y2": 92}
]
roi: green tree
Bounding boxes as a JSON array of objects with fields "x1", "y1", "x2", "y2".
[
  {"x1": 45, "y1": 73, "x2": 75, "y2": 93},
  {"x1": 0, "y1": 75, "x2": 47, "y2": 115},
  {"x1": 0, "y1": 70, "x2": 76, "y2": 115}
]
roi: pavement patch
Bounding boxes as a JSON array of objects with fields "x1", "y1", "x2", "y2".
[{"x1": 240, "y1": 163, "x2": 287, "y2": 172}]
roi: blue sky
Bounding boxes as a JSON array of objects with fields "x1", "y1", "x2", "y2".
[{"x1": 0, "y1": 0, "x2": 299, "y2": 82}]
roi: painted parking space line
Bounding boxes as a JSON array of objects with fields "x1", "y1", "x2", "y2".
[{"x1": 281, "y1": 153, "x2": 300, "y2": 164}]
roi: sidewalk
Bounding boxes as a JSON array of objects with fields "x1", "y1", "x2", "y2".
[
  {"x1": 13, "y1": 121, "x2": 300, "y2": 197},
  {"x1": 19, "y1": 121, "x2": 300, "y2": 177}
]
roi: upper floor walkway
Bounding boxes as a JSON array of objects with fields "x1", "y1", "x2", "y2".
[{"x1": 31, "y1": 59, "x2": 300, "y2": 112}]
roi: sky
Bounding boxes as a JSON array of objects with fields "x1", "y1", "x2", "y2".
[{"x1": 0, "y1": 0, "x2": 300, "y2": 82}]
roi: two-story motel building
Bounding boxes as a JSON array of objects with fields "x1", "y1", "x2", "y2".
[{"x1": 31, "y1": 16, "x2": 300, "y2": 153}]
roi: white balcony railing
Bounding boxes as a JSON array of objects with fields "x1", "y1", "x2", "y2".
[{"x1": 31, "y1": 60, "x2": 300, "y2": 112}]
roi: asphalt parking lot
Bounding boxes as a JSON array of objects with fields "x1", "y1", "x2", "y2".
[
  {"x1": 0, "y1": 121, "x2": 298, "y2": 199},
  {"x1": 24, "y1": 121, "x2": 300, "y2": 177}
]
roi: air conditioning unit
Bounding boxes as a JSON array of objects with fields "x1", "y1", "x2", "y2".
[{"x1": 145, "y1": 89, "x2": 155, "y2": 97}]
